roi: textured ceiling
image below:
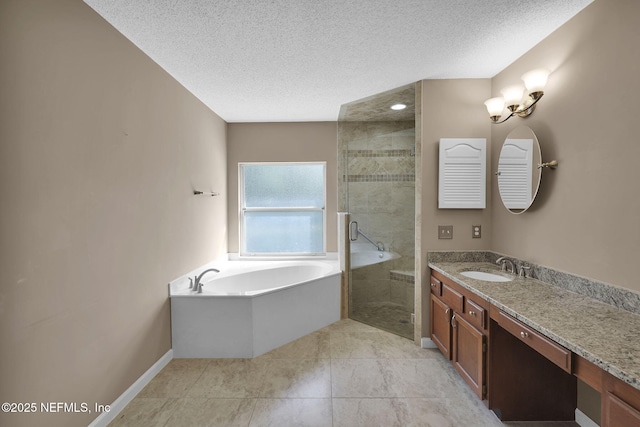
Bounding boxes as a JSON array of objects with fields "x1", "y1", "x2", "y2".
[
  {"x1": 84, "y1": 0, "x2": 593, "y2": 122},
  {"x1": 339, "y1": 83, "x2": 415, "y2": 122}
]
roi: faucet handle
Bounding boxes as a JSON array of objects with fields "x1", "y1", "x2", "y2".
[
  {"x1": 519, "y1": 266, "x2": 531, "y2": 278},
  {"x1": 188, "y1": 277, "x2": 194, "y2": 289}
]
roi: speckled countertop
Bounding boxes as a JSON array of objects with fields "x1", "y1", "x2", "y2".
[{"x1": 429, "y1": 261, "x2": 640, "y2": 392}]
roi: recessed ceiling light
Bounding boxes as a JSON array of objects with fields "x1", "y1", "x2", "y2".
[{"x1": 390, "y1": 103, "x2": 407, "y2": 110}]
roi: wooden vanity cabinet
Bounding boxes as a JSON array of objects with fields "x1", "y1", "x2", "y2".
[
  {"x1": 452, "y1": 311, "x2": 486, "y2": 398},
  {"x1": 602, "y1": 372, "x2": 640, "y2": 427},
  {"x1": 430, "y1": 268, "x2": 640, "y2": 424},
  {"x1": 575, "y1": 354, "x2": 640, "y2": 427},
  {"x1": 430, "y1": 271, "x2": 488, "y2": 399},
  {"x1": 430, "y1": 293, "x2": 452, "y2": 359}
]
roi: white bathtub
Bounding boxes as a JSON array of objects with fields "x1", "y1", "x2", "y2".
[
  {"x1": 350, "y1": 242, "x2": 400, "y2": 269},
  {"x1": 169, "y1": 258, "x2": 341, "y2": 358}
]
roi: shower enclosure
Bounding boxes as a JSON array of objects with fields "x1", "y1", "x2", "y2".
[{"x1": 338, "y1": 84, "x2": 416, "y2": 339}]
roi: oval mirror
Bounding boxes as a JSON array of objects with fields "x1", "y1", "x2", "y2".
[{"x1": 497, "y1": 126, "x2": 542, "y2": 214}]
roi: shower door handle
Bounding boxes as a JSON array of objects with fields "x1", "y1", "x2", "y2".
[{"x1": 349, "y1": 221, "x2": 359, "y2": 241}]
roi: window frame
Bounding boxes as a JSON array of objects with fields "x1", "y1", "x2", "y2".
[{"x1": 238, "y1": 161, "x2": 327, "y2": 257}]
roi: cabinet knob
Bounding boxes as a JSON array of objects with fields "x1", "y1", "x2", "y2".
[
  {"x1": 469, "y1": 310, "x2": 476, "y2": 316},
  {"x1": 520, "y1": 331, "x2": 529, "y2": 339}
]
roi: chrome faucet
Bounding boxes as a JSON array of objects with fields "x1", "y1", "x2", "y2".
[
  {"x1": 191, "y1": 268, "x2": 220, "y2": 293},
  {"x1": 496, "y1": 256, "x2": 516, "y2": 274}
]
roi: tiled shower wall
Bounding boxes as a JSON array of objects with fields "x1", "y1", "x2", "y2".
[{"x1": 338, "y1": 121, "x2": 416, "y2": 311}]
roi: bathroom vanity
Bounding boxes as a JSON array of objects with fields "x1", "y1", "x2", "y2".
[{"x1": 429, "y1": 258, "x2": 640, "y2": 425}]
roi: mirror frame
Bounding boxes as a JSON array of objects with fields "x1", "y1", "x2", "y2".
[{"x1": 497, "y1": 126, "x2": 542, "y2": 214}]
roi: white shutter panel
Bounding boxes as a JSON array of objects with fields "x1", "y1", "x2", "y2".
[{"x1": 438, "y1": 138, "x2": 486, "y2": 209}]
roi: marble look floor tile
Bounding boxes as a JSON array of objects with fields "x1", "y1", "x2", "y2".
[
  {"x1": 137, "y1": 359, "x2": 210, "y2": 398},
  {"x1": 249, "y1": 398, "x2": 332, "y2": 427},
  {"x1": 107, "y1": 398, "x2": 180, "y2": 427},
  {"x1": 187, "y1": 358, "x2": 268, "y2": 398},
  {"x1": 259, "y1": 330, "x2": 331, "y2": 359},
  {"x1": 350, "y1": 302, "x2": 415, "y2": 339},
  {"x1": 329, "y1": 331, "x2": 391, "y2": 359},
  {"x1": 385, "y1": 359, "x2": 462, "y2": 397},
  {"x1": 259, "y1": 359, "x2": 331, "y2": 398},
  {"x1": 331, "y1": 359, "x2": 393, "y2": 398},
  {"x1": 333, "y1": 398, "x2": 504, "y2": 427},
  {"x1": 109, "y1": 321, "x2": 580, "y2": 426},
  {"x1": 333, "y1": 399, "x2": 502, "y2": 427},
  {"x1": 325, "y1": 318, "x2": 383, "y2": 334},
  {"x1": 163, "y1": 398, "x2": 256, "y2": 427},
  {"x1": 332, "y1": 398, "x2": 408, "y2": 427},
  {"x1": 376, "y1": 333, "x2": 431, "y2": 359},
  {"x1": 331, "y1": 359, "x2": 460, "y2": 398},
  {"x1": 330, "y1": 329, "x2": 434, "y2": 359}
]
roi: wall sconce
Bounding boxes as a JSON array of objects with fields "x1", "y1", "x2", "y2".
[{"x1": 484, "y1": 68, "x2": 550, "y2": 124}]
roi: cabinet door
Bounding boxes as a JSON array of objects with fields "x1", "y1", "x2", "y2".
[
  {"x1": 603, "y1": 392, "x2": 640, "y2": 427},
  {"x1": 602, "y1": 373, "x2": 640, "y2": 427},
  {"x1": 452, "y1": 313, "x2": 485, "y2": 399},
  {"x1": 430, "y1": 294, "x2": 452, "y2": 359}
]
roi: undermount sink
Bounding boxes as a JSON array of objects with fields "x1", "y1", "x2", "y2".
[{"x1": 460, "y1": 270, "x2": 513, "y2": 282}]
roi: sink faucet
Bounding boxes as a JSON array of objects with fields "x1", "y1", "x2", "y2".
[
  {"x1": 496, "y1": 256, "x2": 516, "y2": 274},
  {"x1": 191, "y1": 268, "x2": 220, "y2": 293}
]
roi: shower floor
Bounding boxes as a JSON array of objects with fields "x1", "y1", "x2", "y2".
[{"x1": 350, "y1": 301, "x2": 414, "y2": 339}]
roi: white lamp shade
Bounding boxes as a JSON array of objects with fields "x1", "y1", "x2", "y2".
[
  {"x1": 522, "y1": 68, "x2": 550, "y2": 93},
  {"x1": 501, "y1": 85, "x2": 524, "y2": 107},
  {"x1": 484, "y1": 97, "x2": 505, "y2": 117}
]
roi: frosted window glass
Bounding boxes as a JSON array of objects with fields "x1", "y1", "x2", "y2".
[
  {"x1": 243, "y1": 164, "x2": 324, "y2": 208},
  {"x1": 240, "y1": 162, "x2": 326, "y2": 255},
  {"x1": 244, "y1": 211, "x2": 324, "y2": 253}
]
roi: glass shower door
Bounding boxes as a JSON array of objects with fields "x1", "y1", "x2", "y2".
[{"x1": 338, "y1": 83, "x2": 416, "y2": 339}]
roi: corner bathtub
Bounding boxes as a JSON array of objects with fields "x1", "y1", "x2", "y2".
[{"x1": 169, "y1": 258, "x2": 342, "y2": 358}]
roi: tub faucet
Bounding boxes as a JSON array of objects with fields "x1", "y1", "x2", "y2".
[
  {"x1": 495, "y1": 256, "x2": 516, "y2": 274},
  {"x1": 192, "y1": 268, "x2": 220, "y2": 293}
]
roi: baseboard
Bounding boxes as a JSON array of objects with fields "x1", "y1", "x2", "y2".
[
  {"x1": 87, "y1": 349, "x2": 173, "y2": 427},
  {"x1": 575, "y1": 408, "x2": 599, "y2": 427},
  {"x1": 421, "y1": 337, "x2": 437, "y2": 349}
]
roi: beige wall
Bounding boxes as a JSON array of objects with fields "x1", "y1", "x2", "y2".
[
  {"x1": 419, "y1": 79, "x2": 493, "y2": 338},
  {"x1": 489, "y1": 0, "x2": 640, "y2": 292},
  {"x1": 227, "y1": 122, "x2": 338, "y2": 253},
  {"x1": 0, "y1": 1, "x2": 227, "y2": 426}
]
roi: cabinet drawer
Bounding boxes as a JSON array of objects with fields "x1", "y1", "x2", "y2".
[
  {"x1": 442, "y1": 283, "x2": 463, "y2": 314},
  {"x1": 430, "y1": 276, "x2": 442, "y2": 296},
  {"x1": 495, "y1": 310, "x2": 572, "y2": 373},
  {"x1": 603, "y1": 372, "x2": 640, "y2": 427},
  {"x1": 604, "y1": 391, "x2": 640, "y2": 427},
  {"x1": 463, "y1": 297, "x2": 486, "y2": 330}
]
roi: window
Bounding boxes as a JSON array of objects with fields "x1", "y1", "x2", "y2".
[{"x1": 239, "y1": 162, "x2": 326, "y2": 256}]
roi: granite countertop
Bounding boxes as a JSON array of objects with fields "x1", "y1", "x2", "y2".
[{"x1": 429, "y1": 261, "x2": 640, "y2": 392}]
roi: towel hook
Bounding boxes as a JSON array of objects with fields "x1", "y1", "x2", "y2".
[{"x1": 194, "y1": 190, "x2": 220, "y2": 196}]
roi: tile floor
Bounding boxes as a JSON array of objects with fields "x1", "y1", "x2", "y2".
[
  {"x1": 350, "y1": 301, "x2": 414, "y2": 339},
  {"x1": 108, "y1": 319, "x2": 579, "y2": 427}
]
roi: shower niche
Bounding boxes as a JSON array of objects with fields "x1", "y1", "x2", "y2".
[{"x1": 338, "y1": 83, "x2": 417, "y2": 339}]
